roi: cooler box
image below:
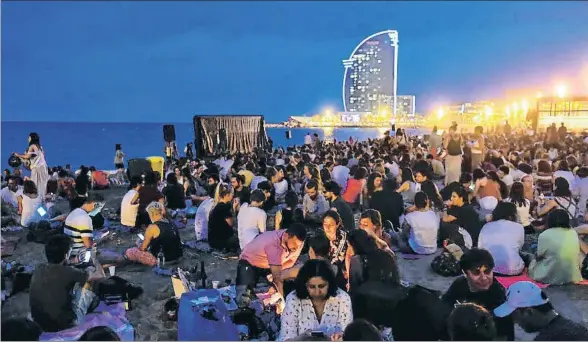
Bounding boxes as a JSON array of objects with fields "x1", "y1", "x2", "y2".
[
  {"x1": 146, "y1": 156, "x2": 165, "y2": 181},
  {"x1": 177, "y1": 289, "x2": 239, "y2": 341},
  {"x1": 127, "y1": 159, "x2": 152, "y2": 179}
]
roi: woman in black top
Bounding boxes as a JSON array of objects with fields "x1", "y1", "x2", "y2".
[
  {"x1": 124, "y1": 201, "x2": 182, "y2": 266},
  {"x1": 444, "y1": 124, "x2": 463, "y2": 185},
  {"x1": 208, "y1": 184, "x2": 239, "y2": 252},
  {"x1": 163, "y1": 173, "x2": 186, "y2": 210},
  {"x1": 347, "y1": 229, "x2": 400, "y2": 293},
  {"x1": 275, "y1": 191, "x2": 302, "y2": 229}
]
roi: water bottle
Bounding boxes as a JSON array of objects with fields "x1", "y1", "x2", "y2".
[{"x1": 157, "y1": 251, "x2": 165, "y2": 268}]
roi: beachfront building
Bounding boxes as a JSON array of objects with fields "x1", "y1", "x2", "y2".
[
  {"x1": 396, "y1": 95, "x2": 416, "y2": 117},
  {"x1": 342, "y1": 30, "x2": 399, "y2": 115},
  {"x1": 535, "y1": 96, "x2": 588, "y2": 131}
]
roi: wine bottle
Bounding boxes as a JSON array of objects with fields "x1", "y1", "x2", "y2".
[{"x1": 200, "y1": 260, "x2": 207, "y2": 289}]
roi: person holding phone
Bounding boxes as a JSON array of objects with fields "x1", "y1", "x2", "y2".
[
  {"x1": 124, "y1": 201, "x2": 182, "y2": 266},
  {"x1": 63, "y1": 193, "x2": 104, "y2": 260},
  {"x1": 278, "y1": 259, "x2": 353, "y2": 341},
  {"x1": 29, "y1": 235, "x2": 105, "y2": 333},
  {"x1": 17, "y1": 180, "x2": 43, "y2": 227}
]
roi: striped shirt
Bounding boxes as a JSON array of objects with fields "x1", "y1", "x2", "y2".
[{"x1": 64, "y1": 208, "x2": 93, "y2": 256}]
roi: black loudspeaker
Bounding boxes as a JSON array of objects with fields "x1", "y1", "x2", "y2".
[
  {"x1": 127, "y1": 158, "x2": 152, "y2": 178},
  {"x1": 163, "y1": 125, "x2": 176, "y2": 142},
  {"x1": 391, "y1": 124, "x2": 396, "y2": 132},
  {"x1": 285, "y1": 130, "x2": 292, "y2": 139}
]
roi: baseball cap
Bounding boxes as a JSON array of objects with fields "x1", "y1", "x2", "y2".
[{"x1": 494, "y1": 281, "x2": 549, "y2": 318}]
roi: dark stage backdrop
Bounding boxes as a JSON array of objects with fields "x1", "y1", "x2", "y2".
[{"x1": 193, "y1": 115, "x2": 269, "y2": 158}]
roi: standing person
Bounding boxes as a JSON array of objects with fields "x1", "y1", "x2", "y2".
[
  {"x1": 304, "y1": 133, "x2": 312, "y2": 147},
  {"x1": 429, "y1": 126, "x2": 443, "y2": 159},
  {"x1": 114, "y1": 144, "x2": 126, "y2": 184},
  {"x1": 13, "y1": 132, "x2": 49, "y2": 199},
  {"x1": 443, "y1": 125, "x2": 463, "y2": 186},
  {"x1": 184, "y1": 142, "x2": 194, "y2": 161},
  {"x1": 470, "y1": 126, "x2": 485, "y2": 171}
]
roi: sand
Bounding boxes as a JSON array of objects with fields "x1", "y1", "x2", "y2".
[{"x1": 2, "y1": 187, "x2": 587, "y2": 340}]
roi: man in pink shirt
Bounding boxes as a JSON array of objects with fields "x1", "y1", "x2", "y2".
[{"x1": 237, "y1": 223, "x2": 306, "y2": 297}]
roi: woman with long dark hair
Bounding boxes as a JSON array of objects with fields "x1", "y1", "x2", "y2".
[
  {"x1": 114, "y1": 144, "x2": 126, "y2": 184},
  {"x1": 13, "y1": 133, "x2": 49, "y2": 199},
  {"x1": 506, "y1": 182, "x2": 533, "y2": 233}
]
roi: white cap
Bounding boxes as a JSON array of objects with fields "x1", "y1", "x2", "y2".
[{"x1": 494, "y1": 281, "x2": 549, "y2": 318}]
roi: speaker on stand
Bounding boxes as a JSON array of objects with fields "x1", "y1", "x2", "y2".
[
  {"x1": 163, "y1": 125, "x2": 176, "y2": 142},
  {"x1": 285, "y1": 130, "x2": 292, "y2": 139}
]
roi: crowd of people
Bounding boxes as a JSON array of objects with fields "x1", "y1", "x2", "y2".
[{"x1": 2, "y1": 123, "x2": 588, "y2": 341}]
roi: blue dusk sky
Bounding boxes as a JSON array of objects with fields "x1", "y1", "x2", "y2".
[{"x1": 2, "y1": 1, "x2": 587, "y2": 123}]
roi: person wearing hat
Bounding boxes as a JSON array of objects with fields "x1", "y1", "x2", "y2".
[{"x1": 494, "y1": 281, "x2": 588, "y2": 340}]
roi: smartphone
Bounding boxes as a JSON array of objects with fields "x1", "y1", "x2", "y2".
[
  {"x1": 100, "y1": 231, "x2": 110, "y2": 239},
  {"x1": 83, "y1": 251, "x2": 91, "y2": 263},
  {"x1": 469, "y1": 183, "x2": 476, "y2": 191},
  {"x1": 311, "y1": 331, "x2": 326, "y2": 338},
  {"x1": 137, "y1": 233, "x2": 145, "y2": 241},
  {"x1": 37, "y1": 207, "x2": 47, "y2": 216}
]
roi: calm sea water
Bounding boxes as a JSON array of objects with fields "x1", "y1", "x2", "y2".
[{"x1": 1, "y1": 121, "x2": 426, "y2": 172}]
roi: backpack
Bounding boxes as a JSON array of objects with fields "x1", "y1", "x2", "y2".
[
  {"x1": 26, "y1": 220, "x2": 62, "y2": 244},
  {"x1": 431, "y1": 251, "x2": 462, "y2": 277}
]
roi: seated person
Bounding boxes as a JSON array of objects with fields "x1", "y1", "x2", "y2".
[
  {"x1": 79, "y1": 326, "x2": 121, "y2": 341},
  {"x1": 358, "y1": 209, "x2": 392, "y2": 251},
  {"x1": 302, "y1": 180, "x2": 330, "y2": 226},
  {"x1": 447, "y1": 303, "x2": 497, "y2": 341},
  {"x1": 120, "y1": 176, "x2": 141, "y2": 228},
  {"x1": 258, "y1": 181, "x2": 277, "y2": 211},
  {"x1": 441, "y1": 186, "x2": 481, "y2": 246},
  {"x1": 231, "y1": 174, "x2": 250, "y2": 206},
  {"x1": 1, "y1": 176, "x2": 23, "y2": 208},
  {"x1": 237, "y1": 189, "x2": 267, "y2": 250},
  {"x1": 193, "y1": 185, "x2": 216, "y2": 241},
  {"x1": 442, "y1": 248, "x2": 514, "y2": 341},
  {"x1": 494, "y1": 281, "x2": 588, "y2": 340},
  {"x1": 275, "y1": 191, "x2": 303, "y2": 230},
  {"x1": 136, "y1": 172, "x2": 164, "y2": 229},
  {"x1": 282, "y1": 233, "x2": 337, "y2": 281},
  {"x1": 347, "y1": 229, "x2": 400, "y2": 293},
  {"x1": 162, "y1": 173, "x2": 186, "y2": 210},
  {"x1": 89, "y1": 167, "x2": 110, "y2": 190},
  {"x1": 208, "y1": 183, "x2": 239, "y2": 253},
  {"x1": 478, "y1": 202, "x2": 525, "y2": 276},
  {"x1": 321, "y1": 210, "x2": 349, "y2": 286},
  {"x1": 278, "y1": 259, "x2": 353, "y2": 341},
  {"x1": 528, "y1": 209, "x2": 583, "y2": 285},
  {"x1": 237, "y1": 223, "x2": 306, "y2": 299},
  {"x1": 392, "y1": 191, "x2": 438, "y2": 255},
  {"x1": 342, "y1": 319, "x2": 383, "y2": 341},
  {"x1": 64, "y1": 193, "x2": 104, "y2": 260},
  {"x1": 125, "y1": 201, "x2": 183, "y2": 266},
  {"x1": 29, "y1": 235, "x2": 105, "y2": 332},
  {"x1": 18, "y1": 180, "x2": 43, "y2": 227},
  {"x1": 1, "y1": 317, "x2": 43, "y2": 341}
]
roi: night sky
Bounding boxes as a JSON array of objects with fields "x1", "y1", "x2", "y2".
[{"x1": 2, "y1": 1, "x2": 587, "y2": 123}]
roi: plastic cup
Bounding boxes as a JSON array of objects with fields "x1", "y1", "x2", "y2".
[
  {"x1": 212, "y1": 280, "x2": 220, "y2": 289},
  {"x1": 109, "y1": 266, "x2": 116, "y2": 276}
]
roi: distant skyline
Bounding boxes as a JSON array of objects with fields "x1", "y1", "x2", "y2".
[{"x1": 2, "y1": 1, "x2": 588, "y2": 123}]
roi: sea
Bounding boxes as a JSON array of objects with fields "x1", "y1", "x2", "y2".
[{"x1": 1, "y1": 121, "x2": 427, "y2": 172}]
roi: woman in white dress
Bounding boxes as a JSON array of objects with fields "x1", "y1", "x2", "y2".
[{"x1": 14, "y1": 133, "x2": 49, "y2": 199}]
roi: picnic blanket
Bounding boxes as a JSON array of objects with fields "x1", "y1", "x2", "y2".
[
  {"x1": 40, "y1": 302, "x2": 134, "y2": 341},
  {"x1": 495, "y1": 273, "x2": 549, "y2": 289}
]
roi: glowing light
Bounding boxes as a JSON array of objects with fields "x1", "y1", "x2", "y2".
[
  {"x1": 512, "y1": 103, "x2": 519, "y2": 111},
  {"x1": 485, "y1": 106, "x2": 493, "y2": 117},
  {"x1": 505, "y1": 106, "x2": 511, "y2": 117},
  {"x1": 437, "y1": 108, "x2": 445, "y2": 119},
  {"x1": 536, "y1": 92, "x2": 543, "y2": 99},
  {"x1": 555, "y1": 84, "x2": 567, "y2": 98},
  {"x1": 522, "y1": 99, "x2": 529, "y2": 113}
]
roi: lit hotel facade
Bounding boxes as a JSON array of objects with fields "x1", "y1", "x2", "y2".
[{"x1": 342, "y1": 30, "x2": 399, "y2": 115}]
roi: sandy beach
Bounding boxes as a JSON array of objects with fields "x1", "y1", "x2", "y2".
[{"x1": 2, "y1": 186, "x2": 588, "y2": 340}]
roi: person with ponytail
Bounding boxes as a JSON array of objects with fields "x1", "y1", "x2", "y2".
[{"x1": 208, "y1": 183, "x2": 239, "y2": 252}]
